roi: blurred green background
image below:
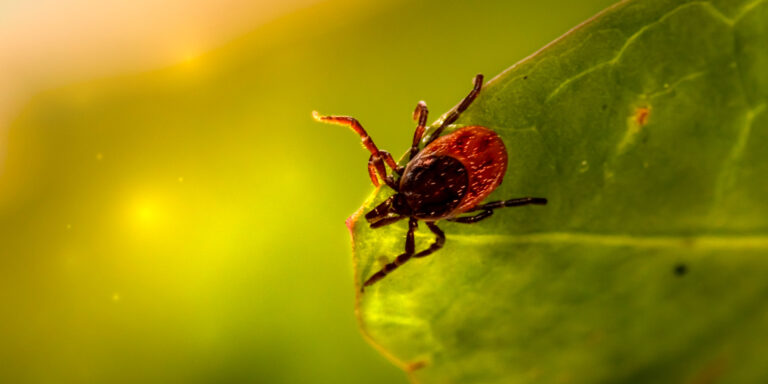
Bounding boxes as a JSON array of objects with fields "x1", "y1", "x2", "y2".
[{"x1": 0, "y1": 0, "x2": 614, "y2": 382}]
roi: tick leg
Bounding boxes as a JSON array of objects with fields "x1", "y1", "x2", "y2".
[
  {"x1": 363, "y1": 218, "x2": 418, "y2": 289},
  {"x1": 476, "y1": 197, "x2": 548, "y2": 210},
  {"x1": 378, "y1": 150, "x2": 404, "y2": 176},
  {"x1": 448, "y1": 197, "x2": 547, "y2": 224},
  {"x1": 414, "y1": 222, "x2": 445, "y2": 258},
  {"x1": 427, "y1": 74, "x2": 484, "y2": 144},
  {"x1": 312, "y1": 111, "x2": 400, "y2": 184},
  {"x1": 369, "y1": 215, "x2": 408, "y2": 229},
  {"x1": 367, "y1": 155, "x2": 384, "y2": 187},
  {"x1": 447, "y1": 210, "x2": 494, "y2": 223},
  {"x1": 365, "y1": 196, "x2": 395, "y2": 221},
  {"x1": 382, "y1": 150, "x2": 404, "y2": 175},
  {"x1": 409, "y1": 101, "x2": 429, "y2": 160},
  {"x1": 365, "y1": 196, "x2": 408, "y2": 228},
  {"x1": 368, "y1": 152, "x2": 399, "y2": 189}
]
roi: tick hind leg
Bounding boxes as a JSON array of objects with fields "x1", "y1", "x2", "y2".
[
  {"x1": 312, "y1": 112, "x2": 402, "y2": 187},
  {"x1": 414, "y1": 222, "x2": 445, "y2": 258},
  {"x1": 448, "y1": 197, "x2": 548, "y2": 224},
  {"x1": 363, "y1": 218, "x2": 418, "y2": 289},
  {"x1": 363, "y1": 220, "x2": 447, "y2": 290},
  {"x1": 427, "y1": 74, "x2": 484, "y2": 144}
]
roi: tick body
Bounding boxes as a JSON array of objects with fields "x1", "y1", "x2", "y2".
[
  {"x1": 314, "y1": 74, "x2": 547, "y2": 289},
  {"x1": 403, "y1": 126, "x2": 508, "y2": 220}
]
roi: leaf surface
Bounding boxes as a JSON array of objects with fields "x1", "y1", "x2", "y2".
[{"x1": 350, "y1": 0, "x2": 768, "y2": 382}]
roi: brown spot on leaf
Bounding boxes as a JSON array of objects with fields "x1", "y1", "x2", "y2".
[
  {"x1": 635, "y1": 106, "x2": 650, "y2": 126},
  {"x1": 686, "y1": 356, "x2": 728, "y2": 384},
  {"x1": 406, "y1": 360, "x2": 428, "y2": 372}
]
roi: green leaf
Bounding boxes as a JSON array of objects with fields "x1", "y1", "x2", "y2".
[{"x1": 349, "y1": 0, "x2": 768, "y2": 382}]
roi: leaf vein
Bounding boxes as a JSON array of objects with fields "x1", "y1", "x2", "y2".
[
  {"x1": 440, "y1": 232, "x2": 768, "y2": 249},
  {"x1": 734, "y1": 0, "x2": 767, "y2": 22},
  {"x1": 545, "y1": 1, "x2": 729, "y2": 103},
  {"x1": 713, "y1": 103, "x2": 767, "y2": 204}
]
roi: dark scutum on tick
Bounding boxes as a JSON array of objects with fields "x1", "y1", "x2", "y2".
[
  {"x1": 313, "y1": 74, "x2": 547, "y2": 290},
  {"x1": 400, "y1": 156, "x2": 468, "y2": 218}
]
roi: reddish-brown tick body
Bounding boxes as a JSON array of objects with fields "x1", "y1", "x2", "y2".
[
  {"x1": 401, "y1": 126, "x2": 508, "y2": 221},
  {"x1": 314, "y1": 74, "x2": 546, "y2": 289}
]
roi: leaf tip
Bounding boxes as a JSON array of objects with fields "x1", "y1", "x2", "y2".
[{"x1": 346, "y1": 208, "x2": 363, "y2": 237}]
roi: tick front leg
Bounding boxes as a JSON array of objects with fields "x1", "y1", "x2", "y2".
[
  {"x1": 367, "y1": 155, "x2": 385, "y2": 187},
  {"x1": 409, "y1": 101, "x2": 428, "y2": 160},
  {"x1": 427, "y1": 74, "x2": 484, "y2": 144},
  {"x1": 312, "y1": 111, "x2": 400, "y2": 184},
  {"x1": 369, "y1": 215, "x2": 408, "y2": 229},
  {"x1": 368, "y1": 151, "x2": 399, "y2": 189},
  {"x1": 363, "y1": 218, "x2": 418, "y2": 289}
]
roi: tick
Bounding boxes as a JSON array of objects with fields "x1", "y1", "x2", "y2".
[{"x1": 313, "y1": 74, "x2": 547, "y2": 289}]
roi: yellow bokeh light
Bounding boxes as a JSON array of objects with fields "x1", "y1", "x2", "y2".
[
  {"x1": 128, "y1": 196, "x2": 165, "y2": 233},
  {"x1": 137, "y1": 205, "x2": 155, "y2": 223},
  {"x1": 179, "y1": 48, "x2": 202, "y2": 65}
]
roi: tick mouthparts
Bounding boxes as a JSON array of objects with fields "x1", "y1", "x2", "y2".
[
  {"x1": 365, "y1": 212, "x2": 390, "y2": 224},
  {"x1": 364, "y1": 210, "x2": 383, "y2": 223}
]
